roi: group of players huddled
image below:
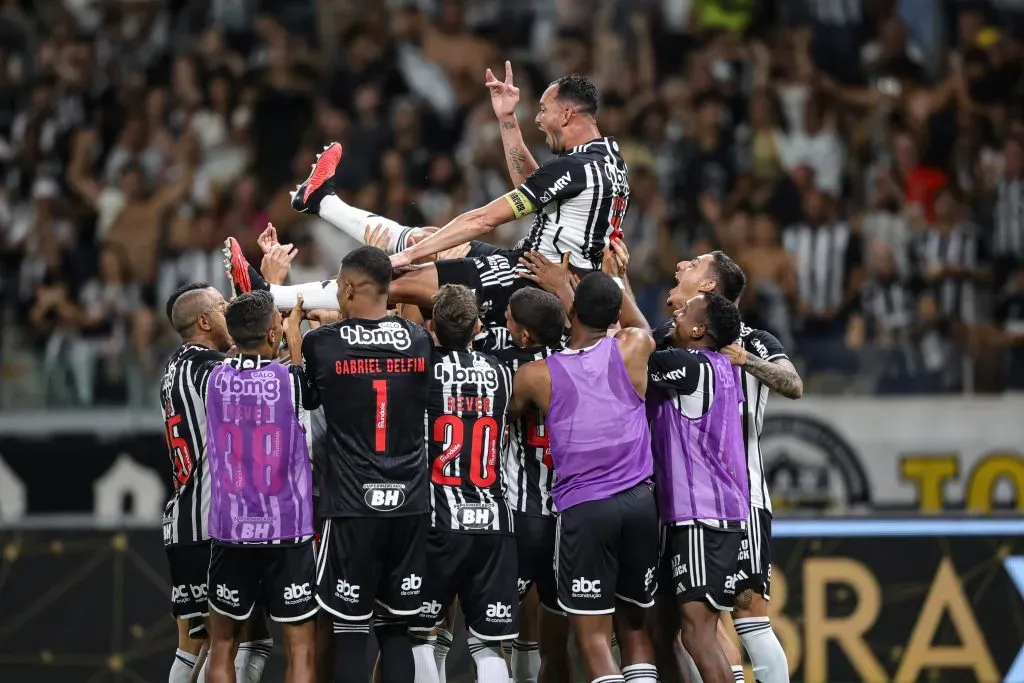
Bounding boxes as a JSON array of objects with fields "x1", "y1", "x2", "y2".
[{"x1": 159, "y1": 67, "x2": 802, "y2": 683}]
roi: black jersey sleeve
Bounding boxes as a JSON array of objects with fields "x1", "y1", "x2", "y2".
[
  {"x1": 288, "y1": 364, "x2": 320, "y2": 411},
  {"x1": 473, "y1": 326, "x2": 515, "y2": 354},
  {"x1": 652, "y1": 319, "x2": 675, "y2": 348},
  {"x1": 740, "y1": 325, "x2": 788, "y2": 363},
  {"x1": 647, "y1": 348, "x2": 709, "y2": 395},
  {"x1": 516, "y1": 156, "x2": 589, "y2": 212}
]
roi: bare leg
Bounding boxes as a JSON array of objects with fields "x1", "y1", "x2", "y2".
[
  {"x1": 208, "y1": 611, "x2": 245, "y2": 683},
  {"x1": 316, "y1": 613, "x2": 333, "y2": 683},
  {"x1": 647, "y1": 597, "x2": 688, "y2": 683},
  {"x1": 570, "y1": 613, "x2": 619, "y2": 681},
  {"x1": 733, "y1": 591, "x2": 789, "y2": 683},
  {"x1": 538, "y1": 607, "x2": 571, "y2": 683},
  {"x1": 679, "y1": 603, "x2": 731, "y2": 683},
  {"x1": 614, "y1": 602, "x2": 657, "y2": 681},
  {"x1": 281, "y1": 620, "x2": 318, "y2": 683}
]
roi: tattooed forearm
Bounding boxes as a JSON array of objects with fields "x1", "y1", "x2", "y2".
[
  {"x1": 509, "y1": 146, "x2": 527, "y2": 176},
  {"x1": 501, "y1": 120, "x2": 518, "y2": 131},
  {"x1": 743, "y1": 357, "x2": 804, "y2": 399}
]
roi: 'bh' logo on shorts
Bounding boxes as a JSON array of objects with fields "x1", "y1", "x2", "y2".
[{"x1": 363, "y1": 483, "x2": 407, "y2": 511}]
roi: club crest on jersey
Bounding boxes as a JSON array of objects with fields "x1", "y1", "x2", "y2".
[
  {"x1": 340, "y1": 322, "x2": 411, "y2": 350},
  {"x1": 362, "y1": 483, "x2": 407, "y2": 511},
  {"x1": 455, "y1": 503, "x2": 494, "y2": 529},
  {"x1": 214, "y1": 369, "x2": 280, "y2": 402},
  {"x1": 434, "y1": 361, "x2": 500, "y2": 392}
]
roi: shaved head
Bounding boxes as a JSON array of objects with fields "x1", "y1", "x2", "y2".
[{"x1": 171, "y1": 287, "x2": 220, "y2": 335}]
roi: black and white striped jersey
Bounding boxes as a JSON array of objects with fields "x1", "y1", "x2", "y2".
[
  {"x1": 783, "y1": 221, "x2": 864, "y2": 316},
  {"x1": 475, "y1": 327, "x2": 562, "y2": 517},
  {"x1": 427, "y1": 347, "x2": 514, "y2": 533},
  {"x1": 910, "y1": 223, "x2": 978, "y2": 324},
  {"x1": 160, "y1": 343, "x2": 225, "y2": 546},
  {"x1": 505, "y1": 137, "x2": 630, "y2": 271},
  {"x1": 652, "y1": 321, "x2": 787, "y2": 514}
]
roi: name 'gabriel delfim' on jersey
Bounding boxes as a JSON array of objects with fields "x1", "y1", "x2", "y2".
[
  {"x1": 505, "y1": 137, "x2": 629, "y2": 271},
  {"x1": 427, "y1": 348, "x2": 514, "y2": 533},
  {"x1": 301, "y1": 316, "x2": 433, "y2": 518}
]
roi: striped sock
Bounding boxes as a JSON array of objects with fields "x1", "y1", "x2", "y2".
[
  {"x1": 734, "y1": 617, "x2": 788, "y2": 683},
  {"x1": 731, "y1": 665, "x2": 745, "y2": 682},
  {"x1": 622, "y1": 662, "x2": 659, "y2": 683},
  {"x1": 236, "y1": 639, "x2": 273, "y2": 683},
  {"x1": 511, "y1": 638, "x2": 539, "y2": 683},
  {"x1": 591, "y1": 676, "x2": 626, "y2": 683},
  {"x1": 170, "y1": 649, "x2": 197, "y2": 683},
  {"x1": 411, "y1": 633, "x2": 439, "y2": 683}
]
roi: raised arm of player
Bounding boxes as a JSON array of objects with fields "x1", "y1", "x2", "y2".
[
  {"x1": 487, "y1": 61, "x2": 540, "y2": 186},
  {"x1": 614, "y1": 327, "x2": 656, "y2": 397},
  {"x1": 721, "y1": 330, "x2": 804, "y2": 399},
  {"x1": 601, "y1": 240, "x2": 650, "y2": 334},
  {"x1": 508, "y1": 359, "x2": 552, "y2": 417}
]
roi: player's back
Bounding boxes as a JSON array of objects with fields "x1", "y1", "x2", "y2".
[
  {"x1": 159, "y1": 343, "x2": 225, "y2": 545},
  {"x1": 302, "y1": 316, "x2": 432, "y2": 518},
  {"x1": 545, "y1": 336, "x2": 652, "y2": 511},
  {"x1": 427, "y1": 348, "x2": 513, "y2": 532}
]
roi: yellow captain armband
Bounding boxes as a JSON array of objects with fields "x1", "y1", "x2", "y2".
[{"x1": 502, "y1": 190, "x2": 536, "y2": 219}]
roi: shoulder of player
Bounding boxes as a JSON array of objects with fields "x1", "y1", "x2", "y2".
[
  {"x1": 614, "y1": 326, "x2": 655, "y2": 353},
  {"x1": 739, "y1": 323, "x2": 787, "y2": 361},
  {"x1": 182, "y1": 345, "x2": 226, "y2": 364}
]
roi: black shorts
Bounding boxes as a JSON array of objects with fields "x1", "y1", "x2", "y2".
[
  {"x1": 410, "y1": 530, "x2": 519, "y2": 641},
  {"x1": 316, "y1": 515, "x2": 428, "y2": 621},
  {"x1": 434, "y1": 248, "x2": 530, "y2": 327},
  {"x1": 208, "y1": 541, "x2": 318, "y2": 623},
  {"x1": 658, "y1": 524, "x2": 743, "y2": 611},
  {"x1": 515, "y1": 513, "x2": 558, "y2": 612},
  {"x1": 555, "y1": 482, "x2": 660, "y2": 615},
  {"x1": 736, "y1": 507, "x2": 772, "y2": 600},
  {"x1": 166, "y1": 543, "x2": 211, "y2": 620}
]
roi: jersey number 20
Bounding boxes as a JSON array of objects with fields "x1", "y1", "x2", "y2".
[{"x1": 431, "y1": 415, "x2": 499, "y2": 488}]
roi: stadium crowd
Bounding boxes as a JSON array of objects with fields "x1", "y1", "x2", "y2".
[{"x1": 2, "y1": 0, "x2": 1024, "y2": 408}]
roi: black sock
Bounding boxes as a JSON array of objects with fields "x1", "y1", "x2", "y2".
[
  {"x1": 332, "y1": 620, "x2": 370, "y2": 683},
  {"x1": 374, "y1": 616, "x2": 414, "y2": 683}
]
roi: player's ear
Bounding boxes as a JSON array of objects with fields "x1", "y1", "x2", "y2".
[
  {"x1": 196, "y1": 313, "x2": 211, "y2": 332},
  {"x1": 473, "y1": 318, "x2": 482, "y2": 336},
  {"x1": 698, "y1": 278, "x2": 716, "y2": 293},
  {"x1": 691, "y1": 323, "x2": 705, "y2": 340}
]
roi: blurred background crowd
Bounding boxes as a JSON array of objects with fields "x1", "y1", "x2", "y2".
[{"x1": 1, "y1": 0, "x2": 1024, "y2": 409}]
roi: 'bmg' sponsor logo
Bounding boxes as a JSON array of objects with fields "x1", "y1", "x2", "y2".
[
  {"x1": 340, "y1": 322, "x2": 411, "y2": 350},
  {"x1": 214, "y1": 370, "x2": 280, "y2": 402},
  {"x1": 434, "y1": 362, "x2": 500, "y2": 392}
]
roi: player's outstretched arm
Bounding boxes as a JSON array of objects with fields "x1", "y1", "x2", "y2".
[
  {"x1": 391, "y1": 194, "x2": 523, "y2": 268},
  {"x1": 602, "y1": 240, "x2": 650, "y2": 334},
  {"x1": 722, "y1": 342, "x2": 804, "y2": 399},
  {"x1": 486, "y1": 61, "x2": 540, "y2": 186},
  {"x1": 283, "y1": 295, "x2": 305, "y2": 366}
]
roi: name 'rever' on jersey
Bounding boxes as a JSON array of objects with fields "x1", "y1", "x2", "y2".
[
  {"x1": 160, "y1": 343, "x2": 225, "y2": 546},
  {"x1": 302, "y1": 317, "x2": 432, "y2": 518},
  {"x1": 428, "y1": 348, "x2": 514, "y2": 533},
  {"x1": 507, "y1": 137, "x2": 629, "y2": 270},
  {"x1": 475, "y1": 328, "x2": 561, "y2": 517}
]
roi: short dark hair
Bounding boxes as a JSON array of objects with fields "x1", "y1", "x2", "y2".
[
  {"x1": 552, "y1": 74, "x2": 598, "y2": 116},
  {"x1": 573, "y1": 272, "x2": 622, "y2": 330},
  {"x1": 341, "y1": 246, "x2": 393, "y2": 294},
  {"x1": 709, "y1": 251, "x2": 747, "y2": 303},
  {"x1": 703, "y1": 292, "x2": 742, "y2": 347},
  {"x1": 432, "y1": 284, "x2": 479, "y2": 349},
  {"x1": 166, "y1": 282, "x2": 211, "y2": 323},
  {"x1": 225, "y1": 291, "x2": 276, "y2": 350},
  {"x1": 509, "y1": 288, "x2": 566, "y2": 347}
]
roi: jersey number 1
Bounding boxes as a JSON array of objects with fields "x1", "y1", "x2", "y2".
[
  {"x1": 431, "y1": 415, "x2": 499, "y2": 488},
  {"x1": 372, "y1": 380, "x2": 388, "y2": 452}
]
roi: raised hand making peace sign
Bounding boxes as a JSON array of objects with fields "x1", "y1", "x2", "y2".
[{"x1": 484, "y1": 60, "x2": 520, "y2": 120}]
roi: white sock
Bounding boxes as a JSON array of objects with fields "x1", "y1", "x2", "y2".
[
  {"x1": 435, "y1": 628, "x2": 453, "y2": 683},
  {"x1": 236, "y1": 639, "x2": 273, "y2": 683},
  {"x1": 170, "y1": 649, "x2": 197, "y2": 683},
  {"x1": 269, "y1": 281, "x2": 340, "y2": 311},
  {"x1": 731, "y1": 665, "x2": 745, "y2": 682},
  {"x1": 196, "y1": 656, "x2": 209, "y2": 683},
  {"x1": 591, "y1": 676, "x2": 626, "y2": 683},
  {"x1": 411, "y1": 635, "x2": 440, "y2": 683},
  {"x1": 622, "y1": 663, "x2": 659, "y2": 683},
  {"x1": 511, "y1": 639, "x2": 539, "y2": 683},
  {"x1": 318, "y1": 194, "x2": 415, "y2": 254},
  {"x1": 469, "y1": 636, "x2": 511, "y2": 683},
  {"x1": 734, "y1": 617, "x2": 788, "y2": 683}
]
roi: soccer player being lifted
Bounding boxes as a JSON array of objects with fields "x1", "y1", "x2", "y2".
[{"x1": 225, "y1": 64, "x2": 630, "y2": 328}]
